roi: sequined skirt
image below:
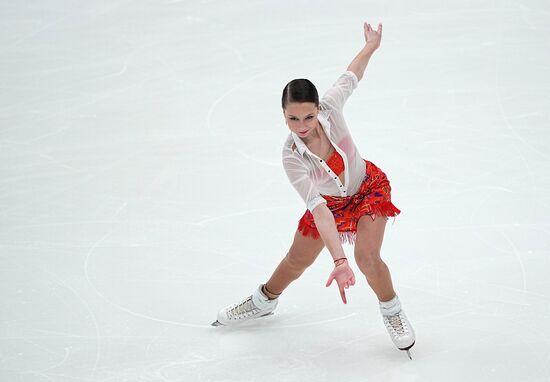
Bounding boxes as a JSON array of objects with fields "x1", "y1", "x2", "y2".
[{"x1": 297, "y1": 159, "x2": 401, "y2": 245}]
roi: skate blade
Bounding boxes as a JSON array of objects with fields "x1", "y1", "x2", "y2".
[
  {"x1": 211, "y1": 312, "x2": 274, "y2": 327},
  {"x1": 399, "y1": 341, "x2": 415, "y2": 360}
]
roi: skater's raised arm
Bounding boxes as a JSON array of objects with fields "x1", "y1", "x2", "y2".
[
  {"x1": 346, "y1": 21, "x2": 382, "y2": 82},
  {"x1": 320, "y1": 21, "x2": 382, "y2": 111}
]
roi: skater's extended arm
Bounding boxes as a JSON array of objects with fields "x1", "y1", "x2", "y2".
[
  {"x1": 312, "y1": 204, "x2": 346, "y2": 261},
  {"x1": 346, "y1": 21, "x2": 382, "y2": 82},
  {"x1": 312, "y1": 204, "x2": 356, "y2": 304}
]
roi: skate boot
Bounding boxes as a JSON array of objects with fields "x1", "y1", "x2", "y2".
[
  {"x1": 211, "y1": 284, "x2": 279, "y2": 326},
  {"x1": 379, "y1": 295, "x2": 416, "y2": 359}
]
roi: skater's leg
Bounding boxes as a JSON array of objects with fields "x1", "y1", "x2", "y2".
[
  {"x1": 263, "y1": 229, "x2": 325, "y2": 298},
  {"x1": 354, "y1": 215, "x2": 396, "y2": 302},
  {"x1": 355, "y1": 215, "x2": 416, "y2": 355}
]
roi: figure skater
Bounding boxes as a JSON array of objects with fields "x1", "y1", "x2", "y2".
[{"x1": 212, "y1": 21, "x2": 416, "y2": 359}]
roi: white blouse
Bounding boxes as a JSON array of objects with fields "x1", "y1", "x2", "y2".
[{"x1": 282, "y1": 70, "x2": 366, "y2": 212}]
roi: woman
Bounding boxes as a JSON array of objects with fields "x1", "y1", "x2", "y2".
[{"x1": 212, "y1": 21, "x2": 416, "y2": 359}]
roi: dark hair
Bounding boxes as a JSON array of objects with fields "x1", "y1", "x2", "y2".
[{"x1": 281, "y1": 79, "x2": 319, "y2": 109}]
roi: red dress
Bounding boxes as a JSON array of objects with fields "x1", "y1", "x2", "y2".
[{"x1": 297, "y1": 149, "x2": 401, "y2": 245}]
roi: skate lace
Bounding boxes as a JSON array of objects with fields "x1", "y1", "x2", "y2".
[
  {"x1": 386, "y1": 313, "x2": 408, "y2": 336},
  {"x1": 227, "y1": 296, "x2": 260, "y2": 319}
]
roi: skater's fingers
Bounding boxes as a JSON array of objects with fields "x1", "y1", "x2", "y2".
[
  {"x1": 326, "y1": 275, "x2": 334, "y2": 287},
  {"x1": 340, "y1": 288, "x2": 347, "y2": 304}
]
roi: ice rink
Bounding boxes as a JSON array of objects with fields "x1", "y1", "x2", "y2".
[{"x1": 1, "y1": 0, "x2": 550, "y2": 381}]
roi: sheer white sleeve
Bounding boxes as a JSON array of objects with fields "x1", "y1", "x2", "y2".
[
  {"x1": 320, "y1": 71, "x2": 359, "y2": 111},
  {"x1": 282, "y1": 151, "x2": 327, "y2": 212}
]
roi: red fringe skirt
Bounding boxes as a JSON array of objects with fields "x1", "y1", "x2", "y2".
[{"x1": 297, "y1": 159, "x2": 401, "y2": 245}]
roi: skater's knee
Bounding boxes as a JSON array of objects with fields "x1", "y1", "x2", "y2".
[
  {"x1": 285, "y1": 251, "x2": 315, "y2": 271},
  {"x1": 354, "y1": 249, "x2": 383, "y2": 271}
]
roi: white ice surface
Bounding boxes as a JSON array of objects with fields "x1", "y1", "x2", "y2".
[{"x1": 1, "y1": 1, "x2": 550, "y2": 381}]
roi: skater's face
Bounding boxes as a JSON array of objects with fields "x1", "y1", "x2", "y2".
[{"x1": 283, "y1": 102, "x2": 320, "y2": 140}]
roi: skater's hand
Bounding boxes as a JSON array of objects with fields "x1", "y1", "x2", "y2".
[
  {"x1": 363, "y1": 21, "x2": 382, "y2": 51},
  {"x1": 326, "y1": 261, "x2": 356, "y2": 304}
]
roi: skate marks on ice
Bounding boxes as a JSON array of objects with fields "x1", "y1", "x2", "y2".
[
  {"x1": 83, "y1": 230, "x2": 212, "y2": 329},
  {"x1": 3, "y1": 260, "x2": 104, "y2": 379},
  {"x1": 195, "y1": 205, "x2": 291, "y2": 226},
  {"x1": 267, "y1": 312, "x2": 358, "y2": 329},
  {"x1": 205, "y1": 69, "x2": 273, "y2": 132},
  {"x1": 211, "y1": 311, "x2": 358, "y2": 329}
]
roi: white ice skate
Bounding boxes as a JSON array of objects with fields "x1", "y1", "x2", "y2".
[
  {"x1": 379, "y1": 295, "x2": 416, "y2": 359},
  {"x1": 211, "y1": 284, "x2": 279, "y2": 326}
]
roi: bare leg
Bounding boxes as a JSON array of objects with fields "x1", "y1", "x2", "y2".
[
  {"x1": 354, "y1": 215, "x2": 396, "y2": 302},
  {"x1": 263, "y1": 229, "x2": 325, "y2": 299}
]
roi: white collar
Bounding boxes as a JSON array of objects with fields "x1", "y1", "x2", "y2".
[{"x1": 290, "y1": 108, "x2": 333, "y2": 157}]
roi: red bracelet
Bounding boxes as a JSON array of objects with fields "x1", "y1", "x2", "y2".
[{"x1": 333, "y1": 257, "x2": 348, "y2": 266}]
